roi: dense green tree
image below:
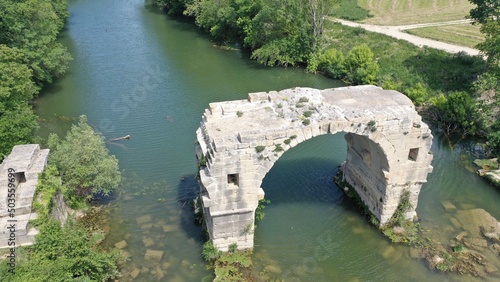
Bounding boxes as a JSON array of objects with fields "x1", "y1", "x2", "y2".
[
  {"x1": 48, "y1": 115, "x2": 121, "y2": 205},
  {"x1": 469, "y1": 1, "x2": 500, "y2": 154},
  {"x1": 0, "y1": 105, "x2": 38, "y2": 159},
  {"x1": 0, "y1": 46, "x2": 38, "y2": 112},
  {"x1": 155, "y1": 0, "x2": 331, "y2": 66},
  {"x1": 0, "y1": 0, "x2": 71, "y2": 83},
  {"x1": 246, "y1": 0, "x2": 312, "y2": 66},
  {"x1": 307, "y1": 0, "x2": 337, "y2": 49},
  {"x1": 469, "y1": 0, "x2": 500, "y2": 25},
  {"x1": 0, "y1": 0, "x2": 71, "y2": 160},
  {"x1": 191, "y1": 0, "x2": 243, "y2": 42},
  {"x1": 469, "y1": 0, "x2": 500, "y2": 79},
  {"x1": 155, "y1": 0, "x2": 190, "y2": 15}
]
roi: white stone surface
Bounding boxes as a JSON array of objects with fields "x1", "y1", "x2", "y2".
[
  {"x1": 0, "y1": 144, "x2": 49, "y2": 248},
  {"x1": 196, "y1": 86, "x2": 434, "y2": 251}
]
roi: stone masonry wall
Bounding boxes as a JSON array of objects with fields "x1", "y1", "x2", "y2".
[{"x1": 196, "y1": 86, "x2": 434, "y2": 251}]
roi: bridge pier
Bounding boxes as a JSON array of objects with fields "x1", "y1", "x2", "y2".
[{"x1": 196, "y1": 86, "x2": 433, "y2": 251}]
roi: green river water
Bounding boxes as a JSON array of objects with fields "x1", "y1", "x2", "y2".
[{"x1": 34, "y1": 0, "x2": 500, "y2": 281}]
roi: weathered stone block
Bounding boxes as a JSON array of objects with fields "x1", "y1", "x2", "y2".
[
  {"x1": 136, "y1": 214, "x2": 152, "y2": 225},
  {"x1": 130, "y1": 268, "x2": 141, "y2": 278},
  {"x1": 114, "y1": 240, "x2": 127, "y2": 249},
  {"x1": 145, "y1": 249, "x2": 164, "y2": 261},
  {"x1": 143, "y1": 237, "x2": 155, "y2": 247}
]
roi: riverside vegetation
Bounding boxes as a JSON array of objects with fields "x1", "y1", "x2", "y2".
[
  {"x1": 0, "y1": 0, "x2": 123, "y2": 278},
  {"x1": 0, "y1": 0, "x2": 72, "y2": 160},
  {"x1": 154, "y1": 0, "x2": 499, "y2": 158},
  {"x1": 0, "y1": 115, "x2": 123, "y2": 281},
  {"x1": 334, "y1": 170, "x2": 497, "y2": 277},
  {"x1": 155, "y1": 0, "x2": 500, "y2": 279}
]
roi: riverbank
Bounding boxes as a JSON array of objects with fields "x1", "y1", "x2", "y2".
[{"x1": 474, "y1": 159, "x2": 500, "y2": 188}]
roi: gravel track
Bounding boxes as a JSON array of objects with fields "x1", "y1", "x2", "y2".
[{"x1": 332, "y1": 18, "x2": 481, "y2": 56}]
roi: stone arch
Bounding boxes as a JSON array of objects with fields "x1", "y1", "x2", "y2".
[{"x1": 196, "y1": 86, "x2": 433, "y2": 251}]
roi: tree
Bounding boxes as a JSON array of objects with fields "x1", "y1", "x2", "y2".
[
  {"x1": 0, "y1": 45, "x2": 40, "y2": 159},
  {"x1": 0, "y1": 0, "x2": 71, "y2": 83},
  {"x1": 0, "y1": 104, "x2": 38, "y2": 160},
  {"x1": 307, "y1": 0, "x2": 336, "y2": 49},
  {"x1": 469, "y1": 0, "x2": 500, "y2": 25},
  {"x1": 469, "y1": 0, "x2": 500, "y2": 79},
  {"x1": 155, "y1": 0, "x2": 190, "y2": 15},
  {"x1": 0, "y1": 0, "x2": 71, "y2": 159},
  {"x1": 0, "y1": 46, "x2": 38, "y2": 113},
  {"x1": 193, "y1": 0, "x2": 242, "y2": 42},
  {"x1": 48, "y1": 115, "x2": 121, "y2": 205},
  {"x1": 246, "y1": 0, "x2": 312, "y2": 66}
]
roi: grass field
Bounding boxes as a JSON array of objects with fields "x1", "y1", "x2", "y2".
[
  {"x1": 405, "y1": 24, "x2": 484, "y2": 48},
  {"x1": 353, "y1": 0, "x2": 482, "y2": 48},
  {"x1": 357, "y1": 0, "x2": 474, "y2": 25},
  {"x1": 322, "y1": 20, "x2": 485, "y2": 97}
]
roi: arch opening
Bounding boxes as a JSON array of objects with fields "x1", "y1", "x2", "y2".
[{"x1": 253, "y1": 134, "x2": 401, "y2": 281}]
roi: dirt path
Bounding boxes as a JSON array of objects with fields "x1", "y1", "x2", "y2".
[{"x1": 331, "y1": 18, "x2": 481, "y2": 56}]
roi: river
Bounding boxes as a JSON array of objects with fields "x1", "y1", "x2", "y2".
[{"x1": 34, "y1": 0, "x2": 500, "y2": 281}]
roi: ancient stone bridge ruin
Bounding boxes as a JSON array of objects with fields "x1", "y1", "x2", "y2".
[{"x1": 196, "y1": 85, "x2": 434, "y2": 251}]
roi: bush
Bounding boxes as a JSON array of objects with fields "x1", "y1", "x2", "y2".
[
  {"x1": 202, "y1": 241, "x2": 221, "y2": 262},
  {"x1": 315, "y1": 48, "x2": 346, "y2": 79},
  {"x1": 306, "y1": 52, "x2": 322, "y2": 73},
  {"x1": 307, "y1": 48, "x2": 346, "y2": 78},
  {"x1": 273, "y1": 144, "x2": 284, "y2": 152},
  {"x1": 430, "y1": 92, "x2": 483, "y2": 136},
  {"x1": 405, "y1": 82, "x2": 429, "y2": 106},
  {"x1": 1, "y1": 220, "x2": 120, "y2": 282},
  {"x1": 345, "y1": 44, "x2": 379, "y2": 85},
  {"x1": 255, "y1": 146, "x2": 265, "y2": 153},
  {"x1": 255, "y1": 199, "x2": 270, "y2": 221},
  {"x1": 488, "y1": 131, "x2": 500, "y2": 157},
  {"x1": 31, "y1": 165, "x2": 63, "y2": 226},
  {"x1": 381, "y1": 79, "x2": 402, "y2": 91}
]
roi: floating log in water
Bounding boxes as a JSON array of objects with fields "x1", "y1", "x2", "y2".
[{"x1": 109, "y1": 135, "x2": 131, "y2": 142}]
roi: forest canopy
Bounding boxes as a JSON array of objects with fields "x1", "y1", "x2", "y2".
[{"x1": 0, "y1": 0, "x2": 72, "y2": 160}]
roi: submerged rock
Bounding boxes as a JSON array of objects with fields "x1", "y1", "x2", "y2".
[
  {"x1": 114, "y1": 240, "x2": 127, "y2": 249},
  {"x1": 130, "y1": 268, "x2": 140, "y2": 279},
  {"x1": 441, "y1": 200, "x2": 457, "y2": 212},
  {"x1": 145, "y1": 249, "x2": 164, "y2": 261},
  {"x1": 142, "y1": 237, "x2": 155, "y2": 247},
  {"x1": 456, "y1": 209, "x2": 500, "y2": 240},
  {"x1": 136, "y1": 214, "x2": 152, "y2": 225},
  {"x1": 393, "y1": 226, "x2": 407, "y2": 236},
  {"x1": 426, "y1": 255, "x2": 444, "y2": 269},
  {"x1": 474, "y1": 158, "x2": 500, "y2": 188},
  {"x1": 264, "y1": 265, "x2": 282, "y2": 275}
]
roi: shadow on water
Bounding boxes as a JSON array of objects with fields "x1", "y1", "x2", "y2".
[
  {"x1": 262, "y1": 157, "x2": 345, "y2": 206},
  {"x1": 176, "y1": 174, "x2": 205, "y2": 242}
]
